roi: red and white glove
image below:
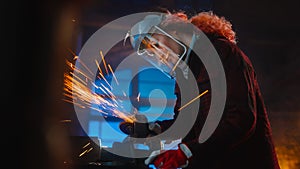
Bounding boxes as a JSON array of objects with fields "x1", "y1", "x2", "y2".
[{"x1": 145, "y1": 143, "x2": 192, "y2": 169}]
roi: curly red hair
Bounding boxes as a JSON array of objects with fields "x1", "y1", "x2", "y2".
[{"x1": 190, "y1": 11, "x2": 237, "y2": 44}]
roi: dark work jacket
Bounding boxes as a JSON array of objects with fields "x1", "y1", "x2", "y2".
[{"x1": 157, "y1": 35, "x2": 280, "y2": 169}]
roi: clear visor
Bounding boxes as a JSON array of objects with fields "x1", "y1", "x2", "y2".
[{"x1": 135, "y1": 26, "x2": 187, "y2": 78}]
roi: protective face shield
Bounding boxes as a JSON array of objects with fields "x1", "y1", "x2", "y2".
[{"x1": 125, "y1": 14, "x2": 196, "y2": 78}]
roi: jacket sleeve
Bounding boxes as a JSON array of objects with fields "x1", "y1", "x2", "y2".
[{"x1": 185, "y1": 39, "x2": 257, "y2": 159}]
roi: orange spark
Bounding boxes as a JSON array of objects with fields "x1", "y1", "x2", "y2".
[
  {"x1": 67, "y1": 48, "x2": 94, "y2": 76},
  {"x1": 82, "y1": 142, "x2": 90, "y2": 149},
  {"x1": 98, "y1": 71, "x2": 113, "y2": 90},
  {"x1": 137, "y1": 92, "x2": 141, "y2": 102},
  {"x1": 77, "y1": 58, "x2": 94, "y2": 76},
  {"x1": 67, "y1": 48, "x2": 77, "y2": 58},
  {"x1": 95, "y1": 59, "x2": 103, "y2": 76},
  {"x1": 100, "y1": 50, "x2": 109, "y2": 75},
  {"x1": 108, "y1": 64, "x2": 119, "y2": 85},
  {"x1": 60, "y1": 119, "x2": 71, "y2": 123},
  {"x1": 66, "y1": 59, "x2": 93, "y2": 82},
  {"x1": 79, "y1": 149, "x2": 88, "y2": 157},
  {"x1": 86, "y1": 147, "x2": 93, "y2": 153},
  {"x1": 178, "y1": 90, "x2": 209, "y2": 111}
]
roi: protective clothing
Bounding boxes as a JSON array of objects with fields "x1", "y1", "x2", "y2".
[
  {"x1": 124, "y1": 14, "x2": 280, "y2": 169},
  {"x1": 145, "y1": 143, "x2": 192, "y2": 169},
  {"x1": 154, "y1": 34, "x2": 280, "y2": 169}
]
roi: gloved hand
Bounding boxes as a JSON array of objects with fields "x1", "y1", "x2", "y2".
[
  {"x1": 145, "y1": 143, "x2": 192, "y2": 169},
  {"x1": 119, "y1": 114, "x2": 162, "y2": 137},
  {"x1": 119, "y1": 121, "x2": 134, "y2": 135}
]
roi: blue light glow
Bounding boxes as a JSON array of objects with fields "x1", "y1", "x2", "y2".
[{"x1": 88, "y1": 68, "x2": 177, "y2": 147}]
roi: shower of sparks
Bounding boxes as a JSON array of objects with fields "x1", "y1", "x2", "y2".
[
  {"x1": 178, "y1": 90, "x2": 209, "y2": 111},
  {"x1": 95, "y1": 58, "x2": 113, "y2": 89},
  {"x1": 97, "y1": 70, "x2": 113, "y2": 90},
  {"x1": 67, "y1": 48, "x2": 94, "y2": 76},
  {"x1": 63, "y1": 49, "x2": 136, "y2": 123}
]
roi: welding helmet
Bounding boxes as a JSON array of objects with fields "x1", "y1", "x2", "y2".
[{"x1": 124, "y1": 14, "x2": 197, "y2": 78}]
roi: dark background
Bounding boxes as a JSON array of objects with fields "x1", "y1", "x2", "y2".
[{"x1": 17, "y1": 0, "x2": 300, "y2": 169}]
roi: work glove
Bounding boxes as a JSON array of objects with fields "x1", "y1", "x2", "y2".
[
  {"x1": 119, "y1": 114, "x2": 162, "y2": 138},
  {"x1": 144, "y1": 143, "x2": 192, "y2": 169}
]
